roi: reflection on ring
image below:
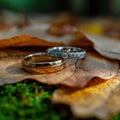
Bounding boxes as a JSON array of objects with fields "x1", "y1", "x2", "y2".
[{"x1": 22, "y1": 52, "x2": 65, "y2": 74}]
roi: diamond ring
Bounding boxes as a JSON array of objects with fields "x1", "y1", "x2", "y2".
[{"x1": 47, "y1": 46, "x2": 86, "y2": 59}]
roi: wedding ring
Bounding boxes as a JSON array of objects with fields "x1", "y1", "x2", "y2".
[
  {"x1": 22, "y1": 52, "x2": 65, "y2": 74},
  {"x1": 47, "y1": 46, "x2": 86, "y2": 59}
]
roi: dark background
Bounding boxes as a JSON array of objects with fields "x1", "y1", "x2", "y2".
[{"x1": 0, "y1": 0, "x2": 120, "y2": 17}]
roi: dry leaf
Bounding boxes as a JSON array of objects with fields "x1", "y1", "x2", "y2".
[
  {"x1": 52, "y1": 76, "x2": 120, "y2": 119},
  {"x1": 69, "y1": 31, "x2": 93, "y2": 48},
  {"x1": 94, "y1": 45, "x2": 120, "y2": 60},
  {"x1": 0, "y1": 35, "x2": 64, "y2": 48},
  {"x1": 0, "y1": 55, "x2": 75, "y2": 85},
  {"x1": 0, "y1": 47, "x2": 51, "y2": 57},
  {"x1": 0, "y1": 15, "x2": 120, "y2": 60},
  {"x1": 60, "y1": 52, "x2": 119, "y2": 88},
  {"x1": 84, "y1": 32, "x2": 120, "y2": 53},
  {"x1": 67, "y1": 31, "x2": 120, "y2": 60},
  {"x1": 83, "y1": 32, "x2": 120, "y2": 60},
  {"x1": 102, "y1": 76, "x2": 120, "y2": 116},
  {"x1": 0, "y1": 32, "x2": 118, "y2": 88},
  {"x1": 88, "y1": 71, "x2": 120, "y2": 118},
  {"x1": 0, "y1": 47, "x2": 118, "y2": 88}
]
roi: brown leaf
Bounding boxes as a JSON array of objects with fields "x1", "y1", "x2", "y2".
[
  {"x1": 52, "y1": 76, "x2": 120, "y2": 119},
  {"x1": 0, "y1": 35, "x2": 64, "y2": 48},
  {"x1": 60, "y1": 52, "x2": 119, "y2": 88},
  {"x1": 83, "y1": 32, "x2": 120, "y2": 60},
  {"x1": 0, "y1": 49, "x2": 118, "y2": 88},
  {"x1": 0, "y1": 55, "x2": 75, "y2": 85},
  {"x1": 0, "y1": 16, "x2": 120, "y2": 61},
  {"x1": 94, "y1": 45, "x2": 120, "y2": 60},
  {"x1": 69, "y1": 31, "x2": 93, "y2": 49}
]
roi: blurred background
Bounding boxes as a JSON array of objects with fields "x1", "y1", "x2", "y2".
[
  {"x1": 0, "y1": 0, "x2": 120, "y2": 40},
  {"x1": 0, "y1": 0, "x2": 119, "y2": 17}
]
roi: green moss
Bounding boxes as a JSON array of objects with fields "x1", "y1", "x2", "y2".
[
  {"x1": 112, "y1": 114, "x2": 120, "y2": 120},
  {"x1": 0, "y1": 80, "x2": 75, "y2": 120}
]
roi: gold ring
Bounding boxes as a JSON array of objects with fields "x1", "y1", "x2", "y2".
[{"x1": 22, "y1": 52, "x2": 65, "y2": 74}]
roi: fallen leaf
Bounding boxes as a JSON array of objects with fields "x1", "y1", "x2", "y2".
[
  {"x1": 59, "y1": 52, "x2": 119, "y2": 88},
  {"x1": 84, "y1": 33, "x2": 120, "y2": 53},
  {"x1": 52, "y1": 76, "x2": 120, "y2": 119},
  {"x1": 83, "y1": 32, "x2": 120, "y2": 60},
  {"x1": 0, "y1": 35, "x2": 64, "y2": 48},
  {"x1": 0, "y1": 48, "x2": 118, "y2": 88},
  {"x1": 0, "y1": 15, "x2": 120, "y2": 60},
  {"x1": 0, "y1": 55, "x2": 75, "y2": 85},
  {"x1": 94, "y1": 45, "x2": 120, "y2": 60},
  {"x1": 69, "y1": 31, "x2": 93, "y2": 48},
  {"x1": 91, "y1": 70, "x2": 120, "y2": 117}
]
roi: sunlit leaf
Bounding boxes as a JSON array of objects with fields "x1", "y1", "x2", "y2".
[{"x1": 52, "y1": 76, "x2": 120, "y2": 119}]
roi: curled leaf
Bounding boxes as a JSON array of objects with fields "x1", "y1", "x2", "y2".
[
  {"x1": 83, "y1": 32, "x2": 120, "y2": 60},
  {"x1": 0, "y1": 35, "x2": 64, "y2": 48},
  {"x1": 60, "y1": 52, "x2": 119, "y2": 88},
  {"x1": 94, "y1": 45, "x2": 120, "y2": 60},
  {"x1": 0, "y1": 50, "x2": 118, "y2": 88},
  {"x1": 52, "y1": 76, "x2": 120, "y2": 119}
]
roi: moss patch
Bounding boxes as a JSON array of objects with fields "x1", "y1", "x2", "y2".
[{"x1": 0, "y1": 80, "x2": 76, "y2": 120}]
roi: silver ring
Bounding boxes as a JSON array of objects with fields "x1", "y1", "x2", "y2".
[
  {"x1": 47, "y1": 46, "x2": 86, "y2": 59},
  {"x1": 22, "y1": 52, "x2": 65, "y2": 74}
]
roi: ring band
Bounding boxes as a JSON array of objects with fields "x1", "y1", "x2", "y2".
[
  {"x1": 22, "y1": 52, "x2": 65, "y2": 74},
  {"x1": 47, "y1": 46, "x2": 86, "y2": 59}
]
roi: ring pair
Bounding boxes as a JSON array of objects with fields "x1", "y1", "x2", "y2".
[{"x1": 22, "y1": 47, "x2": 86, "y2": 74}]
